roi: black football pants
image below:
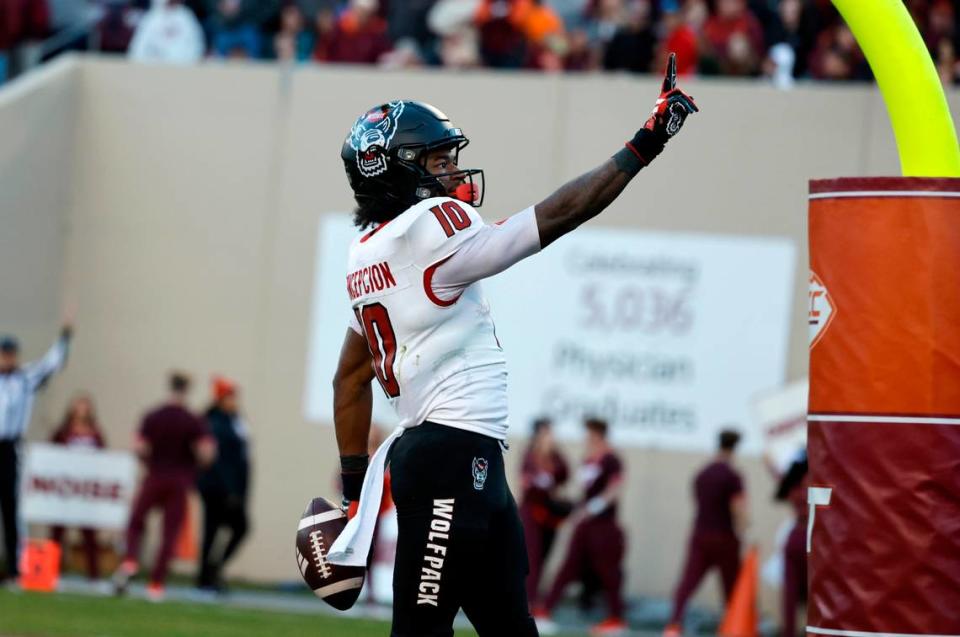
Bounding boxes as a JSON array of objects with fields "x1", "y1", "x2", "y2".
[
  {"x1": 388, "y1": 422, "x2": 538, "y2": 637},
  {"x1": 0, "y1": 440, "x2": 20, "y2": 579}
]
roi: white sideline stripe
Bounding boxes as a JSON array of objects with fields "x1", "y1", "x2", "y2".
[
  {"x1": 808, "y1": 414, "x2": 960, "y2": 425},
  {"x1": 808, "y1": 626, "x2": 960, "y2": 637},
  {"x1": 298, "y1": 510, "x2": 344, "y2": 530},
  {"x1": 314, "y1": 577, "x2": 364, "y2": 598},
  {"x1": 810, "y1": 191, "x2": 960, "y2": 200}
]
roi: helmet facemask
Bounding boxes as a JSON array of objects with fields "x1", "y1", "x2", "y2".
[{"x1": 396, "y1": 137, "x2": 485, "y2": 207}]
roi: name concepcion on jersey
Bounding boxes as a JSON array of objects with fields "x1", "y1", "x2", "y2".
[{"x1": 346, "y1": 261, "x2": 397, "y2": 301}]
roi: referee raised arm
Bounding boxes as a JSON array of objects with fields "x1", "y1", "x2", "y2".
[{"x1": 0, "y1": 321, "x2": 73, "y2": 583}]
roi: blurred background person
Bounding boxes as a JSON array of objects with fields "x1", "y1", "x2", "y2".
[
  {"x1": 49, "y1": 394, "x2": 106, "y2": 582},
  {"x1": 474, "y1": 0, "x2": 530, "y2": 69},
  {"x1": 520, "y1": 417, "x2": 571, "y2": 607},
  {"x1": 272, "y1": 2, "x2": 313, "y2": 62},
  {"x1": 195, "y1": 375, "x2": 250, "y2": 593},
  {"x1": 663, "y1": 428, "x2": 746, "y2": 636},
  {"x1": 310, "y1": 4, "x2": 337, "y2": 61},
  {"x1": 808, "y1": 21, "x2": 870, "y2": 81},
  {"x1": 0, "y1": 0, "x2": 50, "y2": 84},
  {"x1": 114, "y1": 372, "x2": 215, "y2": 601},
  {"x1": 536, "y1": 417, "x2": 627, "y2": 636},
  {"x1": 0, "y1": 321, "x2": 72, "y2": 584},
  {"x1": 128, "y1": 0, "x2": 206, "y2": 65},
  {"x1": 327, "y1": 0, "x2": 391, "y2": 65},
  {"x1": 602, "y1": 0, "x2": 655, "y2": 73},
  {"x1": 775, "y1": 452, "x2": 808, "y2": 637},
  {"x1": 95, "y1": 0, "x2": 142, "y2": 56},
  {"x1": 701, "y1": 0, "x2": 764, "y2": 75},
  {"x1": 656, "y1": 0, "x2": 700, "y2": 77},
  {"x1": 206, "y1": 0, "x2": 278, "y2": 59}
]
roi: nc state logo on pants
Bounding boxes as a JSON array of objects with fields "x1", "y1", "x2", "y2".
[{"x1": 472, "y1": 457, "x2": 488, "y2": 491}]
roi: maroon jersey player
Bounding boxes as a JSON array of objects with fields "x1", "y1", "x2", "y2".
[
  {"x1": 665, "y1": 429, "x2": 746, "y2": 634},
  {"x1": 113, "y1": 372, "x2": 215, "y2": 601},
  {"x1": 519, "y1": 418, "x2": 571, "y2": 606},
  {"x1": 536, "y1": 418, "x2": 627, "y2": 636}
]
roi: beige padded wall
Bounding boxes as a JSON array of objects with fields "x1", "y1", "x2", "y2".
[
  {"x1": 5, "y1": 56, "x2": 956, "y2": 616},
  {"x1": 0, "y1": 58, "x2": 78, "y2": 435},
  {"x1": 0, "y1": 57, "x2": 77, "y2": 371}
]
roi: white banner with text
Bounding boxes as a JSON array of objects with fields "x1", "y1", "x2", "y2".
[
  {"x1": 21, "y1": 444, "x2": 138, "y2": 530},
  {"x1": 305, "y1": 214, "x2": 795, "y2": 453}
]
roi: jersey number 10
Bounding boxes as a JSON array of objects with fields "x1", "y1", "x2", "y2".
[
  {"x1": 430, "y1": 201, "x2": 472, "y2": 237},
  {"x1": 358, "y1": 303, "x2": 401, "y2": 398}
]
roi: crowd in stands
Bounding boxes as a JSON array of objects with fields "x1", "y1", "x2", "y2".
[{"x1": 1, "y1": 0, "x2": 958, "y2": 85}]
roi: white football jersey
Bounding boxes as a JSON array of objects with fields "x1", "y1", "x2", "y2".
[{"x1": 345, "y1": 196, "x2": 538, "y2": 440}]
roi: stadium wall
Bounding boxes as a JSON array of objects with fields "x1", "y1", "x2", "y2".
[{"x1": 4, "y1": 54, "x2": 958, "y2": 615}]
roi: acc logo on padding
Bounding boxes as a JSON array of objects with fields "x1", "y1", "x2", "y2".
[{"x1": 808, "y1": 271, "x2": 835, "y2": 348}]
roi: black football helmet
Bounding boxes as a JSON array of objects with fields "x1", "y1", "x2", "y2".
[{"x1": 341, "y1": 101, "x2": 485, "y2": 220}]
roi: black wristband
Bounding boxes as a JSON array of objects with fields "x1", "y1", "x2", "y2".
[
  {"x1": 625, "y1": 128, "x2": 667, "y2": 167},
  {"x1": 340, "y1": 453, "x2": 369, "y2": 502},
  {"x1": 613, "y1": 146, "x2": 644, "y2": 177}
]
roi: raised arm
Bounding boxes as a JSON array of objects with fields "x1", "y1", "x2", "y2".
[
  {"x1": 24, "y1": 325, "x2": 72, "y2": 391},
  {"x1": 535, "y1": 53, "x2": 698, "y2": 248}
]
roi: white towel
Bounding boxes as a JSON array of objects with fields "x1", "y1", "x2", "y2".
[{"x1": 328, "y1": 426, "x2": 404, "y2": 567}]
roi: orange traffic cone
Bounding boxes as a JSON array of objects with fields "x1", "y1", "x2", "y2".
[
  {"x1": 174, "y1": 493, "x2": 198, "y2": 561},
  {"x1": 718, "y1": 546, "x2": 759, "y2": 637},
  {"x1": 19, "y1": 539, "x2": 62, "y2": 592}
]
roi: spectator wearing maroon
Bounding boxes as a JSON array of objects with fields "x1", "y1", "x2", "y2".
[
  {"x1": 0, "y1": 0, "x2": 50, "y2": 83},
  {"x1": 535, "y1": 417, "x2": 627, "y2": 636},
  {"x1": 603, "y1": 0, "x2": 655, "y2": 73},
  {"x1": 206, "y1": 0, "x2": 279, "y2": 58},
  {"x1": 562, "y1": 29, "x2": 598, "y2": 70},
  {"x1": 775, "y1": 454, "x2": 808, "y2": 637},
  {"x1": 311, "y1": 5, "x2": 337, "y2": 61},
  {"x1": 519, "y1": 418, "x2": 571, "y2": 606},
  {"x1": 474, "y1": 0, "x2": 529, "y2": 68},
  {"x1": 922, "y1": 0, "x2": 957, "y2": 83},
  {"x1": 663, "y1": 429, "x2": 747, "y2": 636},
  {"x1": 327, "y1": 0, "x2": 392, "y2": 64},
  {"x1": 702, "y1": 0, "x2": 764, "y2": 75},
  {"x1": 923, "y1": 0, "x2": 954, "y2": 51},
  {"x1": 96, "y1": 1, "x2": 140, "y2": 55},
  {"x1": 196, "y1": 376, "x2": 250, "y2": 592},
  {"x1": 273, "y1": 2, "x2": 314, "y2": 62},
  {"x1": 808, "y1": 21, "x2": 869, "y2": 80},
  {"x1": 49, "y1": 394, "x2": 106, "y2": 581},
  {"x1": 113, "y1": 372, "x2": 215, "y2": 601}
]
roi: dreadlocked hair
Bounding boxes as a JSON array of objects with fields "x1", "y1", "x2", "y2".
[{"x1": 352, "y1": 195, "x2": 407, "y2": 230}]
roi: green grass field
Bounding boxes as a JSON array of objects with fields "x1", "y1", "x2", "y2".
[{"x1": 0, "y1": 590, "x2": 482, "y2": 637}]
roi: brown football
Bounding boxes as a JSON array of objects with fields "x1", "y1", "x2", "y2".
[{"x1": 295, "y1": 497, "x2": 365, "y2": 610}]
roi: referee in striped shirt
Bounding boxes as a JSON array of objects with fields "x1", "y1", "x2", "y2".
[{"x1": 0, "y1": 324, "x2": 72, "y2": 582}]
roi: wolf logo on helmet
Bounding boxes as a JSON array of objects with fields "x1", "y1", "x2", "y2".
[
  {"x1": 341, "y1": 100, "x2": 486, "y2": 229},
  {"x1": 349, "y1": 101, "x2": 406, "y2": 178}
]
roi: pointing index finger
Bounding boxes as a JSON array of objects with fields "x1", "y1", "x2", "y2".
[{"x1": 663, "y1": 52, "x2": 677, "y2": 92}]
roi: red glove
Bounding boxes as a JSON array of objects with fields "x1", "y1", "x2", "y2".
[
  {"x1": 643, "y1": 59, "x2": 699, "y2": 140},
  {"x1": 625, "y1": 53, "x2": 699, "y2": 166}
]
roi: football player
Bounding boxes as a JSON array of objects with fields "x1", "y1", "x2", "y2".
[
  {"x1": 535, "y1": 418, "x2": 627, "y2": 635},
  {"x1": 329, "y1": 54, "x2": 697, "y2": 637}
]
